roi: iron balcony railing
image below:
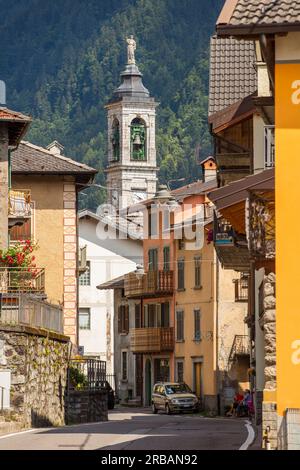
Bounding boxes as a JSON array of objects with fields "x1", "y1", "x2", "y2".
[
  {"x1": 124, "y1": 270, "x2": 174, "y2": 298},
  {"x1": 130, "y1": 327, "x2": 174, "y2": 353},
  {"x1": 0, "y1": 294, "x2": 63, "y2": 334},
  {"x1": 264, "y1": 125, "x2": 275, "y2": 169},
  {"x1": 0, "y1": 267, "x2": 45, "y2": 294},
  {"x1": 67, "y1": 358, "x2": 107, "y2": 391},
  {"x1": 228, "y1": 335, "x2": 250, "y2": 367},
  {"x1": 8, "y1": 189, "x2": 31, "y2": 218}
]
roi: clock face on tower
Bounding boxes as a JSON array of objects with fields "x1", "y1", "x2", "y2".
[{"x1": 132, "y1": 191, "x2": 147, "y2": 204}]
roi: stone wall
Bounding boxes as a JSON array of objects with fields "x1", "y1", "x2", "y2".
[
  {"x1": 261, "y1": 272, "x2": 277, "y2": 448},
  {"x1": 66, "y1": 390, "x2": 108, "y2": 425},
  {"x1": 0, "y1": 325, "x2": 70, "y2": 428}
]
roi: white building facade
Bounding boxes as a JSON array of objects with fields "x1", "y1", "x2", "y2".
[{"x1": 78, "y1": 210, "x2": 143, "y2": 374}]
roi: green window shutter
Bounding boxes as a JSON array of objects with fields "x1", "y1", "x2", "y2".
[
  {"x1": 163, "y1": 246, "x2": 170, "y2": 271},
  {"x1": 194, "y1": 309, "x2": 201, "y2": 341},
  {"x1": 176, "y1": 310, "x2": 184, "y2": 341},
  {"x1": 177, "y1": 259, "x2": 185, "y2": 289}
]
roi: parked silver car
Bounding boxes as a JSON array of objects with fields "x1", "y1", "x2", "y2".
[{"x1": 152, "y1": 382, "x2": 199, "y2": 414}]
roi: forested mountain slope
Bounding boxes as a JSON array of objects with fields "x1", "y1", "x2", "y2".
[{"x1": 0, "y1": 0, "x2": 223, "y2": 209}]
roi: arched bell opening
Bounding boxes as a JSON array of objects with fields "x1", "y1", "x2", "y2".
[{"x1": 130, "y1": 117, "x2": 146, "y2": 161}]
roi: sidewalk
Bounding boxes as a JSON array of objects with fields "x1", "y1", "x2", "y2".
[{"x1": 249, "y1": 421, "x2": 263, "y2": 450}]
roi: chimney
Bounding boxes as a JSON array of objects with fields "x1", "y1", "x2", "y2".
[
  {"x1": 201, "y1": 156, "x2": 217, "y2": 182},
  {"x1": 47, "y1": 140, "x2": 64, "y2": 156}
]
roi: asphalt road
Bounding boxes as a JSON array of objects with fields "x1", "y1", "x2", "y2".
[{"x1": 0, "y1": 408, "x2": 251, "y2": 450}]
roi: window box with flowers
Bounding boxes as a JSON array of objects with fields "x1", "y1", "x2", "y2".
[{"x1": 0, "y1": 240, "x2": 45, "y2": 293}]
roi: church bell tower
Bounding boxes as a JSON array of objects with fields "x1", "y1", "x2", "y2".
[{"x1": 105, "y1": 36, "x2": 158, "y2": 209}]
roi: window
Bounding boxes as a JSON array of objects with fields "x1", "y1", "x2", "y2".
[
  {"x1": 162, "y1": 208, "x2": 170, "y2": 233},
  {"x1": 148, "y1": 248, "x2": 158, "y2": 271},
  {"x1": 79, "y1": 308, "x2": 91, "y2": 330},
  {"x1": 177, "y1": 258, "x2": 185, "y2": 290},
  {"x1": 143, "y1": 303, "x2": 163, "y2": 328},
  {"x1": 154, "y1": 358, "x2": 170, "y2": 383},
  {"x1": 163, "y1": 246, "x2": 170, "y2": 271},
  {"x1": 234, "y1": 274, "x2": 249, "y2": 302},
  {"x1": 176, "y1": 361, "x2": 184, "y2": 383},
  {"x1": 148, "y1": 209, "x2": 158, "y2": 238},
  {"x1": 135, "y1": 304, "x2": 141, "y2": 328},
  {"x1": 10, "y1": 202, "x2": 34, "y2": 241},
  {"x1": 194, "y1": 309, "x2": 201, "y2": 341},
  {"x1": 122, "y1": 351, "x2": 128, "y2": 381},
  {"x1": 176, "y1": 310, "x2": 184, "y2": 341},
  {"x1": 111, "y1": 118, "x2": 120, "y2": 162},
  {"x1": 79, "y1": 261, "x2": 90, "y2": 286},
  {"x1": 178, "y1": 239, "x2": 185, "y2": 250},
  {"x1": 118, "y1": 305, "x2": 129, "y2": 334},
  {"x1": 194, "y1": 256, "x2": 201, "y2": 288},
  {"x1": 161, "y1": 302, "x2": 170, "y2": 327},
  {"x1": 130, "y1": 118, "x2": 146, "y2": 161}
]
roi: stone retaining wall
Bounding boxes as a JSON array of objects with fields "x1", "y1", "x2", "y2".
[
  {"x1": 66, "y1": 390, "x2": 108, "y2": 424},
  {"x1": 0, "y1": 325, "x2": 70, "y2": 428}
]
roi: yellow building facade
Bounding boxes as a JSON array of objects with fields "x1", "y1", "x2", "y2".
[
  {"x1": 11, "y1": 141, "x2": 96, "y2": 344},
  {"x1": 175, "y1": 235, "x2": 217, "y2": 411}
]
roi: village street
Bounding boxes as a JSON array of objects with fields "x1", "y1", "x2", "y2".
[{"x1": 0, "y1": 408, "x2": 253, "y2": 451}]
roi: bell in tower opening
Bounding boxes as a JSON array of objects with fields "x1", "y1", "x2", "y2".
[{"x1": 131, "y1": 118, "x2": 146, "y2": 161}]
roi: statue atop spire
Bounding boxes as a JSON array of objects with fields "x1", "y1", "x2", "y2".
[{"x1": 126, "y1": 35, "x2": 136, "y2": 65}]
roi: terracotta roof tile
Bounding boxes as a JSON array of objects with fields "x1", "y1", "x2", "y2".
[
  {"x1": 209, "y1": 35, "x2": 257, "y2": 116},
  {"x1": 217, "y1": 0, "x2": 300, "y2": 34},
  {"x1": 12, "y1": 141, "x2": 97, "y2": 175}
]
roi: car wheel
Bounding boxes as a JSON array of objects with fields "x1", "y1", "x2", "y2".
[
  {"x1": 152, "y1": 403, "x2": 158, "y2": 414},
  {"x1": 165, "y1": 403, "x2": 171, "y2": 415}
]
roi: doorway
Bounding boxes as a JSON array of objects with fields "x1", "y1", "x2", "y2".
[
  {"x1": 145, "y1": 359, "x2": 152, "y2": 406},
  {"x1": 193, "y1": 362, "x2": 202, "y2": 399}
]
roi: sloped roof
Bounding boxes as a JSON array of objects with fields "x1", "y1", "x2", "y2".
[
  {"x1": 79, "y1": 209, "x2": 143, "y2": 240},
  {"x1": 208, "y1": 167, "x2": 274, "y2": 210},
  {"x1": 0, "y1": 107, "x2": 31, "y2": 146},
  {"x1": 209, "y1": 35, "x2": 257, "y2": 117},
  {"x1": 12, "y1": 141, "x2": 97, "y2": 177},
  {"x1": 217, "y1": 0, "x2": 300, "y2": 35},
  {"x1": 97, "y1": 274, "x2": 126, "y2": 290}
]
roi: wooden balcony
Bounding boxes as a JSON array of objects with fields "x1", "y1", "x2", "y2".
[
  {"x1": 0, "y1": 267, "x2": 45, "y2": 295},
  {"x1": 130, "y1": 327, "x2": 174, "y2": 353},
  {"x1": 8, "y1": 190, "x2": 31, "y2": 228},
  {"x1": 124, "y1": 270, "x2": 174, "y2": 298}
]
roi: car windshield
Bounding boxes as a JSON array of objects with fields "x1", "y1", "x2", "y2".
[{"x1": 165, "y1": 384, "x2": 192, "y2": 395}]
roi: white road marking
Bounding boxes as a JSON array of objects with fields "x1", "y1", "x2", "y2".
[
  {"x1": 0, "y1": 428, "x2": 38, "y2": 440},
  {"x1": 239, "y1": 420, "x2": 255, "y2": 450}
]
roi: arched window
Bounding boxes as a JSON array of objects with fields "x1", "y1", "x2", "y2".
[
  {"x1": 111, "y1": 118, "x2": 120, "y2": 162},
  {"x1": 130, "y1": 118, "x2": 146, "y2": 161}
]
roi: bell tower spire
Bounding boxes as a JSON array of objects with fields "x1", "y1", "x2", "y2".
[{"x1": 105, "y1": 36, "x2": 158, "y2": 209}]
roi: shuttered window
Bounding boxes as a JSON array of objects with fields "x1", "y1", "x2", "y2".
[
  {"x1": 118, "y1": 305, "x2": 129, "y2": 334},
  {"x1": 177, "y1": 258, "x2": 185, "y2": 290},
  {"x1": 148, "y1": 249, "x2": 158, "y2": 271},
  {"x1": 122, "y1": 351, "x2": 128, "y2": 381},
  {"x1": 194, "y1": 256, "x2": 201, "y2": 288},
  {"x1": 135, "y1": 303, "x2": 141, "y2": 328},
  {"x1": 194, "y1": 309, "x2": 201, "y2": 341},
  {"x1": 163, "y1": 246, "x2": 170, "y2": 271},
  {"x1": 176, "y1": 310, "x2": 184, "y2": 341},
  {"x1": 176, "y1": 361, "x2": 184, "y2": 382},
  {"x1": 161, "y1": 302, "x2": 170, "y2": 327}
]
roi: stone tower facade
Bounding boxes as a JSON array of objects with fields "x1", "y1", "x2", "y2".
[{"x1": 105, "y1": 45, "x2": 158, "y2": 210}]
